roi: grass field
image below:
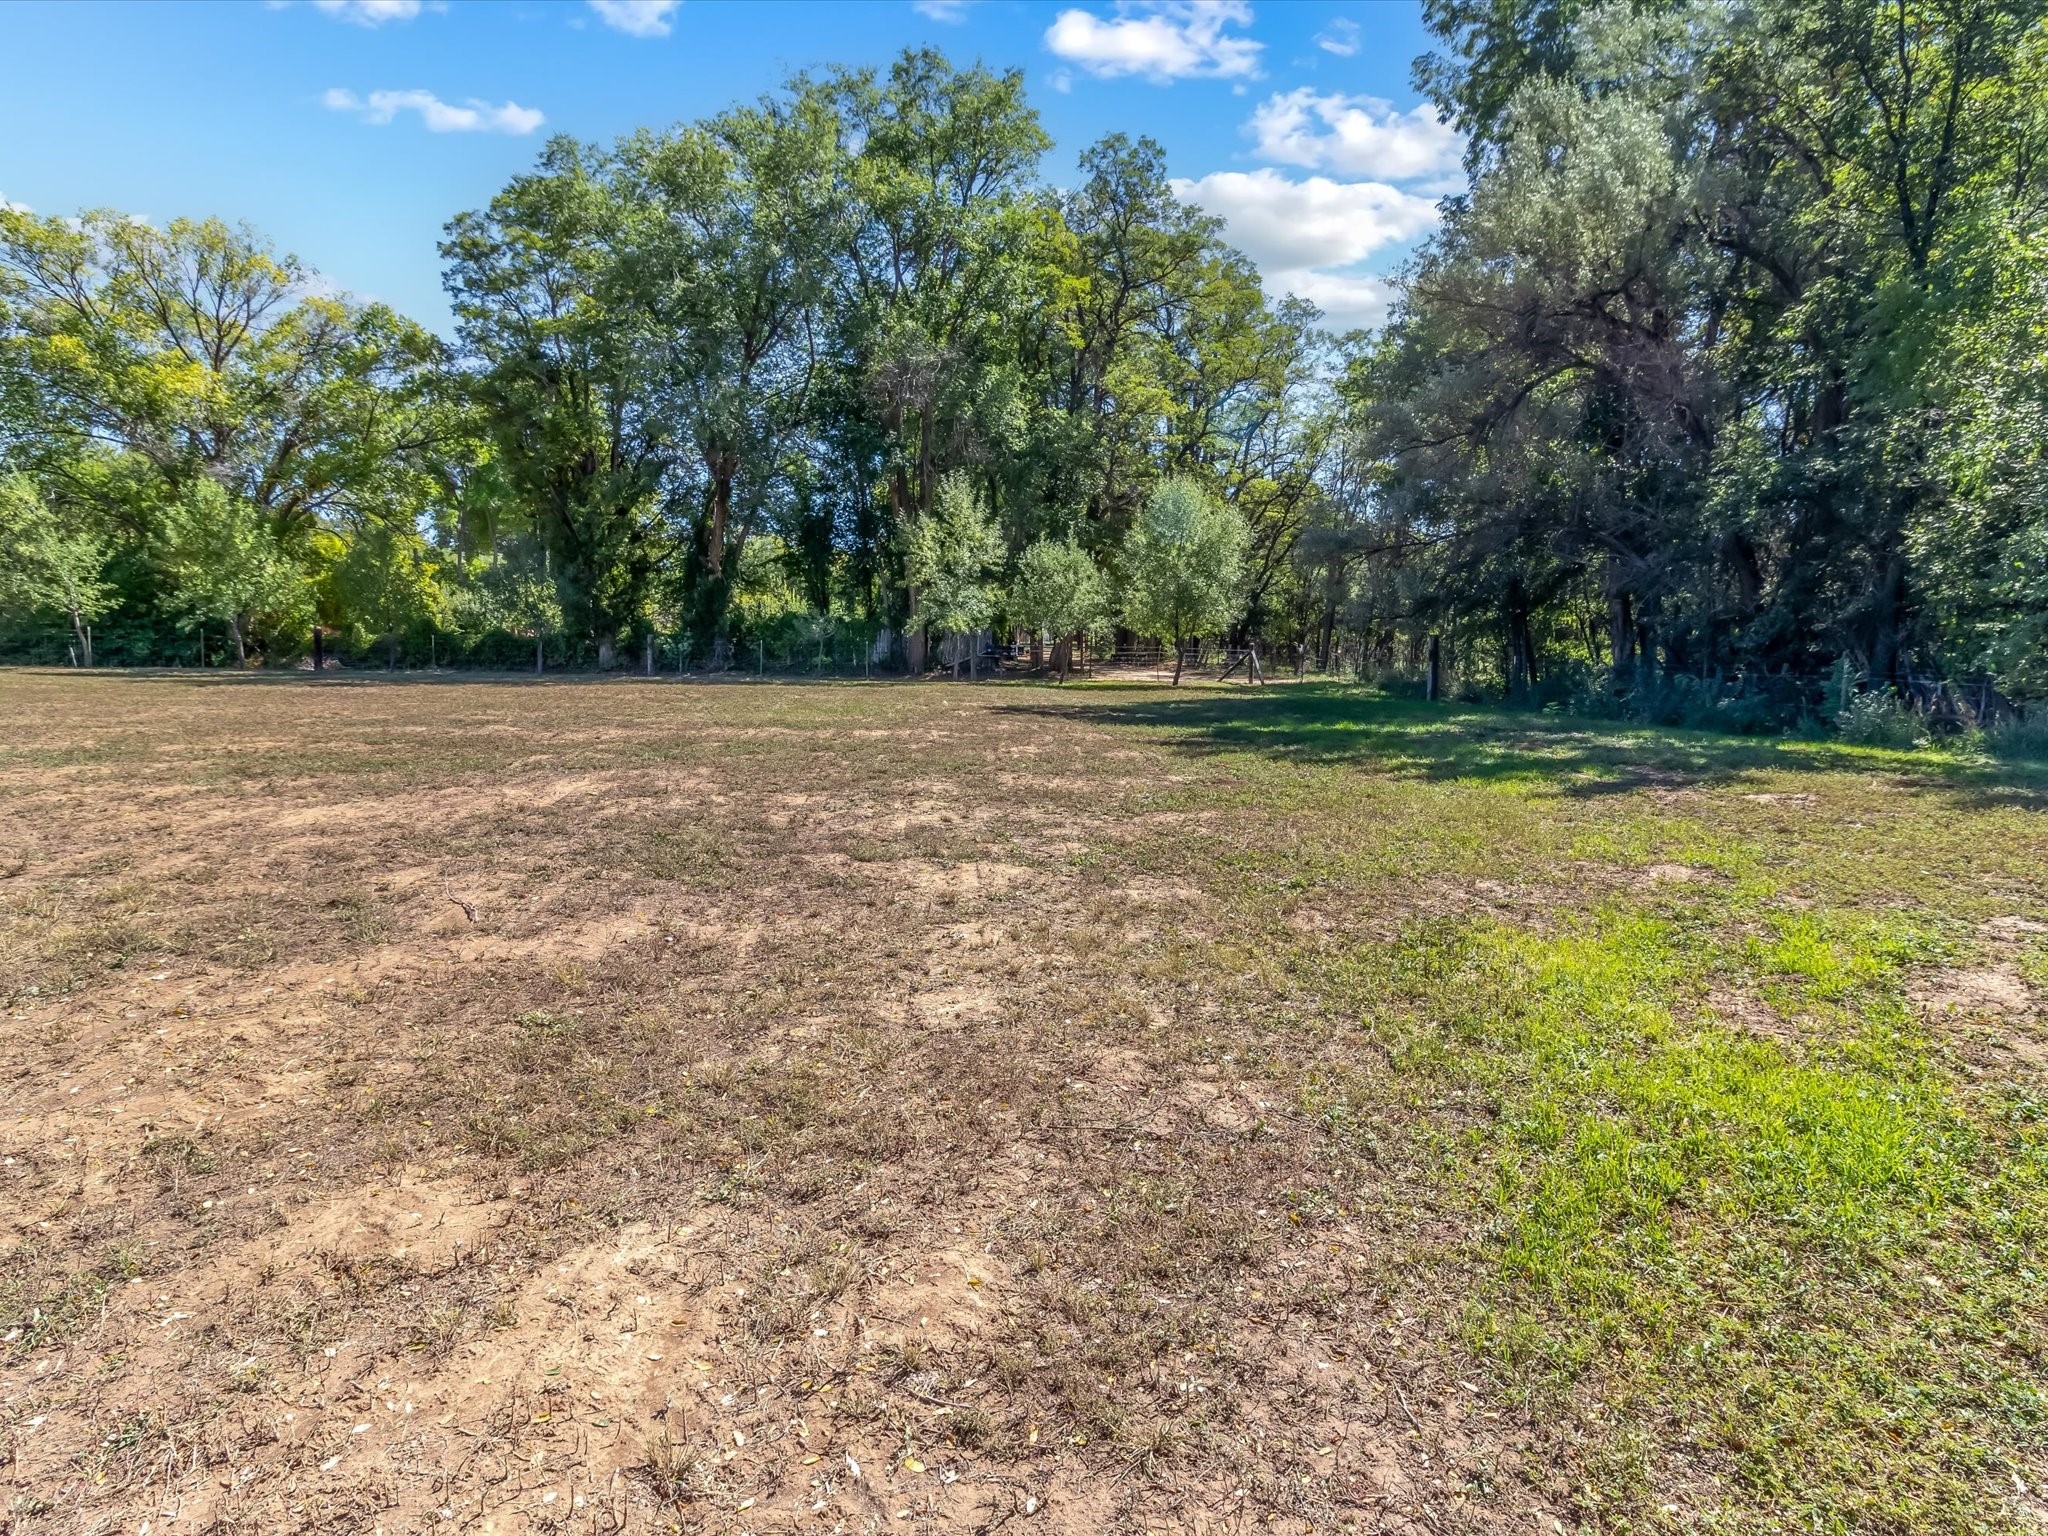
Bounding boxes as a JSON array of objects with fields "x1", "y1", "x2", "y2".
[{"x1": 4, "y1": 669, "x2": 2047, "y2": 1536}]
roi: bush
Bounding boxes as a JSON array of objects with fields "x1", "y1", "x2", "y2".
[
  {"x1": 1984, "y1": 711, "x2": 2048, "y2": 762},
  {"x1": 1833, "y1": 691, "x2": 1924, "y2": 748},
  {"x1": 1563, "y1": 664, "x2": 1783, "y2": 734}
]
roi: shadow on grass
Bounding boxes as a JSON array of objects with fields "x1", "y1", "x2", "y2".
[{"x1": 1003, "y1": 681, "x2": 2048, "y2": 809}]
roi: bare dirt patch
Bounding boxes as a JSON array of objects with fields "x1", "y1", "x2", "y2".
[{"x1": 0, "y1": 673, "x2": 1541, "y2": 1536}]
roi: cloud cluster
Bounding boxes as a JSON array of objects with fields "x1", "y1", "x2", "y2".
[
  {"x1": 1044, "y1": 1, "x2": 1261, "y2": 82},
  {"x1": 1249, "y1": 88, "x2": 1463, "y2": 184},
  {"x1": 1173, "y1": 168, "x2": 1441, "y2": 330},
  {"x1": 587, "y1": 0, "x2": 680, "y2": 37},
  {"x1": 322, "y1": 88, "x2": 545, "y2": 135},
  {"x1": 912, "y1": 0, "x2": 976, "y2": 19}
]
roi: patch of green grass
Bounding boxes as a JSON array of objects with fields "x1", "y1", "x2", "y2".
[{"x1": 1316, "y1": 895, "x2": 2047, "y2": 1532}]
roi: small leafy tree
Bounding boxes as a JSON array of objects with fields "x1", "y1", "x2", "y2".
[
  {"x1": 1011, "y1": 536, "x2": 1111, "y2": 681},
  {"x1": 328, "y1": 520, "x2": 445, "y2": 669},
  {"x1": 161, "y1": 478, "x2": 308, "y2": 665},
  {"x1": 901, "y1": 472, "x2": 1004, "y2": 679},
  {"x1": 461, "y1": 555, "x2": 564, "y2": 675},
  {"x1": 0, "y1": 474, "x2": 111, "y2": 665},
  {"x1": 1119, "y1": 476, "x2": 1246, "y2": 685}
]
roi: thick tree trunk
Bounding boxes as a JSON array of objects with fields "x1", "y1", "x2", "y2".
[
  {"x1": 70, "y1": 608, "x2": 91, "y2": 668},
  {"x1": 1171, "y1": 637, "x2": 1185, "y2": 686},
  {"x1": 707, "y1": 470, "x2": 733, "y2": 575},
  {"x1": 536, "y1": 634, "x2": 545, "y2": 675},
  {"x1": 597, "y1": 635, "x2": 616, "y2": 671},
  {"x1": 229, "y1": 616, "x2": 246, "y2": 667}
]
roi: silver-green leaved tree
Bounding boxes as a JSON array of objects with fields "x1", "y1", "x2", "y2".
[
  {"x1": 901, "y1": 472, "x2": 1004, "y2": 679},
  {"x1": 1119, "y1": 476, "x2": 1245, "y2": 685},
  {"x1": 1010, "y1": 536, "x2": 1111, "y2": 681},
  {"x1": 0, "y1": 474, "x2": 111, "y2": 666}
]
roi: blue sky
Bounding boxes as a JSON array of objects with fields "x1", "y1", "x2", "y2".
[{"x1": 0, "y1": 0, "x2": 1459, "y2": 333}]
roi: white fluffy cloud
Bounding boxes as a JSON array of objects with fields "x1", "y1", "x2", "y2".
[
  {"x1": 1044, "y1": 1, "x2": 1261, "y2": 82},
  {"x1": 310, "y1": 0, "x2": 425, "y2": 23},
  {"x1": 323, "y1": 88, "x2": 545, "y2": 136},
  {"x1": 1172, "y1": 168, "x2": 1441, "y2": 330},
  {"x1": 1, "y1": 194, "x2": 31, "y2": 214},
  {"x1": 912, "y1": 0, "x2": 975, "y2": 19},
  {"x1": 587, "y1": 0, "x2": 679, "y2": 36},
  {"x1": 1174, "y1": 169, "x2": 1438, "y2": 272},
  {"x1": 1248, "y1": 88, "x2": 1462, "y2": 184}
]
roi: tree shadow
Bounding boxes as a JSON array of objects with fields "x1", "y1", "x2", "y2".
[{"x1": 999, "y1": 683, "x2": 2048, "y2": 811}]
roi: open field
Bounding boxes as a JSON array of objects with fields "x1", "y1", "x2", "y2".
[{"x1": 4, "y1": 670, "x2": 2047, "y2": 1536}]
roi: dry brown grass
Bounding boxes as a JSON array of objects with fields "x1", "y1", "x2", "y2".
[
  {"x1": 0, "y1": 672, "x2": 1508, "y2": 1536},
  {"x1": 8, "y1": 670, "x2": 2045, "y2": 1536}
]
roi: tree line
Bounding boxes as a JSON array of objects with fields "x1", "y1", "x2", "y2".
[
  {"x1": 1345, "y1": 0, "x2": 2048, "y2": 721},
  {"x1": 4, "y1": 9, "x2": 2044, "y2": 720},
  {"x1": 0, "y1": 51, "x2": 1296, "y2": 685}
]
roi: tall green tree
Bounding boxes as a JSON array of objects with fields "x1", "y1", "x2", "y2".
[
  {"x1": 619, "y1": 84, "x2": 847, "y2": 656},
  {"x1": 442, "y1": 140, "x2": 673, "y2": 668},
  {"x1": 829, "y1": 49, "x2": 1051, "y2": 670}
]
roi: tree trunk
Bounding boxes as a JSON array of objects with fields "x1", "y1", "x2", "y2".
[
  {"x1": 535, "y1": 634, "x2": 545, "y2": 675},
  {"x1": 229, "y1": 615, "x2": 246, "y2": 667},
  {"x1": 1171, "y1": 637, "x2": 1185, "y2": 686},
  {"x1": 597, "y1": 635, "x2": 615, "y2": 671},
  {"x1": 1608, "y1": 590, "x2": 1635, "y2": 678},
  {"x1": 70, "y1": 608, "x2": 91, "y2": 668}
]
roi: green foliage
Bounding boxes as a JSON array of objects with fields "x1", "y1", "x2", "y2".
[
  {"x1": 1337, "y1": 0, "x2": 2048, "y2": 712},
  {"x1": 0, "y1": 473, "x2": 110, "y2": 661},
  {"x1": 1120, "y1": 475, "x2": 1247, "y2": 680},
  {"x1": 900, "y1": 472, "x2": 1004, "y2": 659},
  {"x1": 325, "y1": 519, "x2": 444, "y2": 655},
  {"x1": 1010, "y1": 535, "x2": 1112, "y2": 645},
  {"x1": 160, "y1": 478, "x2": 309, "y2": 664},
  {"x1": 1832, "y1": 691, "x2": 1926, "y2": 749}
]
